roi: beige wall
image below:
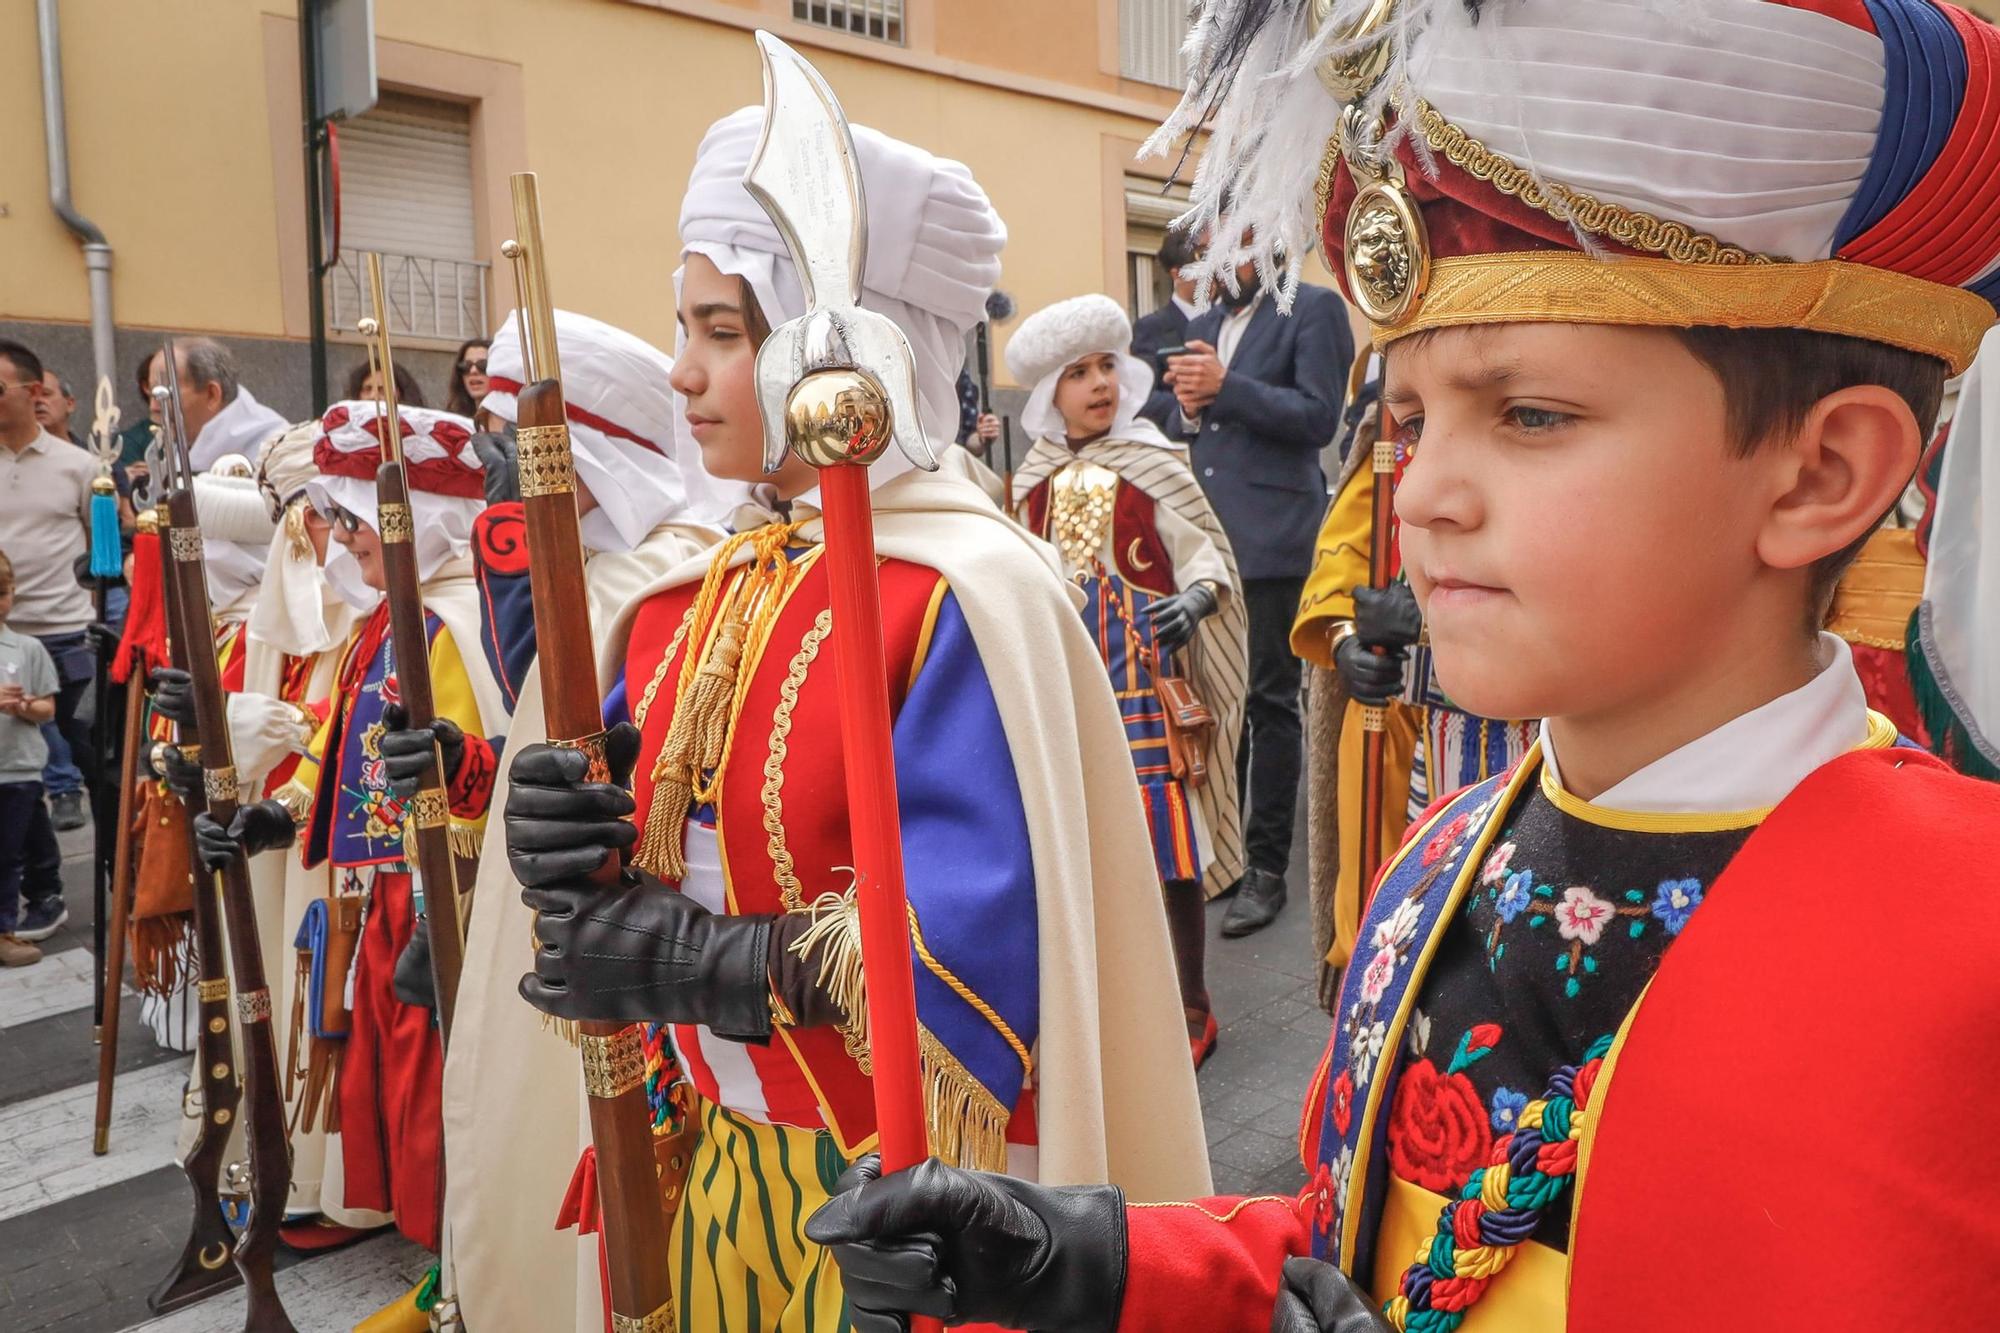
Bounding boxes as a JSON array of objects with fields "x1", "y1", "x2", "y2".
[{"x1": 5, "y1": 0, "x2": 1192, "y2": 389}]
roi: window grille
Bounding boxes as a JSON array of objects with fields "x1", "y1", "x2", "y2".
[
  {"x1": 1120, "y1": 0, "x2": 1190, "y2": 88},
  {"x1": 793, "y1": 0, "x2": 905, "y2": 44}
]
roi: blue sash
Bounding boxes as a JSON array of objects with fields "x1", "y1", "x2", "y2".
[{"x1": 293, "y1": 899, "x2": 347, "y2": 1041}]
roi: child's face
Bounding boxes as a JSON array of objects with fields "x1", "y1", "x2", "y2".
[
  {"x1": 332, "y1": 516, "x2": 387, "y2": 591},
  {"x1": 1054, "y1": 353, "x2": 1121, "y2": 439},
  {"x1": 1385, "y1": 323, "x2": 1780, "y2": 725},
  {"x1": 672, "y1": 252, "x2": 818, "y2": 497},
  {"x1": 0, "y1": 584, "x2": 13, "y2": 622}
]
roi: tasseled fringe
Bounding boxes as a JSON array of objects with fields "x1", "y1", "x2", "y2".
[
  {"x1": 790, "y1": 888, "x2": 1013, "y2": 1172},
  {"x1": 89, "y1": 479, "x2": 122, "y2": 579},
  {"x1": 791, "y1": 887, "x2": 871, "y2": 1073},
  {"x1": 447, "y1": 821, "x2": 482, "y2": 860},
  {"x1": 919, "y1": 1026, "x2": 1011, "y2": 1174},
  {"x1": 542, "y1": 1014, "x2": 580, "y2": 1046},
  {"x1": 636, "y1": 608, "x2": 748, "y2": 882},
  {"x1": 130, "y1": 915, "x2": 193, "y2": 996},
  {"x1": 1907, "y1": 603, "x2": 2000, "y2": 781}
]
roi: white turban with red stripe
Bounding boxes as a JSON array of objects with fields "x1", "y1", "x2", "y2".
[
  {"x1": 481, "y1": 310, "x2": 689, "y2": 553},
  {"x1": 305, "y1": 401, "x2": 485, "y2": 607}
]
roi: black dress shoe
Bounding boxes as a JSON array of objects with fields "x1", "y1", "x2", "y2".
[{"x1": 1221, "y1": 868, "x2": 1288, "y2": 937}]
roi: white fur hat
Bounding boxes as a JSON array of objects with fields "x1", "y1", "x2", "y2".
[{"x1": 1003, "y1": 294, "x2": 1134, "y2": 388}]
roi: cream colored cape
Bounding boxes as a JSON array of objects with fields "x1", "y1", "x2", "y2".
[
  {"x1": 442, "y1": 520, "x2": 721, "y2": 1333},
  {"x1": 1013, "y1": 435, "x2": 1250, "y2": 898},
  {"x1": 451, "y1": 471, "x2": 1210, "y2": 1331}
]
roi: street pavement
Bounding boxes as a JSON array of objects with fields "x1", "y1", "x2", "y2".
[{"x1": 1, "y1": 803, "x2": 1328, "y2": 1331}]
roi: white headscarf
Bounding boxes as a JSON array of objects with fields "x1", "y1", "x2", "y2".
[
  {"x1": 190, "y1": 386, "x2": 289, "y2": 474},
  {"x1": 482, "y1": 310, "x2": 691, "y2": 553},
  {"x1": 303, "y1": 402, "x2": 486, "y2": 611},
  {"x1": 1005, "y1": 293, "x2": 1177, "y2": 449},
  {"x1": 675, "y1": 106, "x2": 1006, "y2": 504},
  {"x1": 194, "y1": 459, "x2": 277, "y2": 619},
  {"x1": 249, "y1": 422, "x2": 343, "y2": 658}
]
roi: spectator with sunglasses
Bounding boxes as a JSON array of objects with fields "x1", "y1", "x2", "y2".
[{"x1": 446, "y1": 338, "x2": 490, "y2": 420}]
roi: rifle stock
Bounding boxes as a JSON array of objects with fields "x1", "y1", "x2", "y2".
[
  {"x1": 92, "y1": 667, "x2": 147, "y2": 1155},
  {"x1": 146, "y1": 506, "x2": 246, "y2": 1317},
  {"x1": 506, "y1": 173, "x2": 677, "y2": 1331},
  {"x1": 154, "y1": 353, "x2": 297, "y2": 1332}
]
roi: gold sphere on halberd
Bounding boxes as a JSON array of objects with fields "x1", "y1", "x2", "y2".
[{"x1": 784, "y1": 368, "x2": 894, "y2": 468}]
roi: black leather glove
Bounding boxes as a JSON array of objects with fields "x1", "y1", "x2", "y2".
[
  {"x1": 191, "y1": 800, "x2": 296, "y2": 872},
  {"x1": 504, "y1": 723, "x2": 642, "y2": 887},
  {"x1": 519, "y1": 865, "x2": 776, "y2": 1039},
  {"x1": 393, "y1": 918, "x2": 437, "y2": 1010},
  {"x1": 1146, "y1": 581, "x2": 1220, "y2": 654},
  {"x1": 1334, "y1": 632, "x2": 1406, "y2": 706},
  {"x1": 1352, "y1": 583, "x2": 1421, "y2": 652},
  {"x1": 156, "y1": 743, "x2": 205, "y2": 804},
  {"x1": 87, "y1": 621, "x2": 123, "y2": 658},
  {"x1": 804, "y1": 1154, "x2": 1127, "y2": 1333},
  {"x1": 149, "y1": 667, "x2": 196, "y2": 729},
  {"x1": 378, "y1": 703, "x2": 464, "y2": 799},
  {"x1": 1271, "y1": 1256, "x2": 1392, "y2": 1333},
  {"x1": 471, "y1": 431, "x2": 519, "y2": 507}
]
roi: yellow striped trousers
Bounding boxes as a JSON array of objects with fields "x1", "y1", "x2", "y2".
[{"x1": 671, "y1": 1097, "x2": 855, "y2": 1332}]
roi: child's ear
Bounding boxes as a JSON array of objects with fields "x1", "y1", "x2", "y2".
[{"x1": 1755, "y1": 385, "x2": 1920, "y2": 572}]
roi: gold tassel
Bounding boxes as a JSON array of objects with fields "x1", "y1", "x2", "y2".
[
  {"x1": 789, "y1": 886, "x2": 872, "y2": 1074},
  {"x1": 919, "y1": 1026, "x2": 1012, "y2": 1173},
  {"x1": 447, "y1": 821, "x2": 482, "y2": 860}
]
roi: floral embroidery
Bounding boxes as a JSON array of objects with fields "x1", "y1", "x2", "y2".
[
  {"x1": 1371, "y1": 897, "x2": 1424, "y2": 952},
  {"x1": 1330, "y1": 1069, "x2": 1355, "y2": 1137},
  {"x1": 1421, "y1": 811, "x2": 1474, "y2": 866},
  {"x1": 1490, "y1": 1085, "x2": 1528, "y2": 1134},
  {"x1": 1350, "y1": 1019, "x2": 1388, "y2": 1089},
  {"x1": 1650, "y1": 877, "x2": 1703, "y2": 934},
  {"x1": 1555, "y1": 885, "x2": 1616, "y2": 945},
  {"x1": 1406, "y1": 1010, "x2": 1432, "y2": 1059},
  {"x1": 1386, "y1": 1057, "x2": 1493, "y2": 1193},
  {"x1": 1359, "y1": 946, "x2": 1398, "y2": 1005},
  {"x1": 1480, "y1": 841, "x2": 1516, "y2": 885},
  {"x1": 1494, "y1": 869, "x2": 1532, "y2": 924}
]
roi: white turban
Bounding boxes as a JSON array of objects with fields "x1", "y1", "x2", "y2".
[
  {"x1": 194, "y1": 464, "x2": 278, "y2": 618},
  {"x1": 256, "y1": 420, "x2": 321, "y2": 520},
  {"x1": 247, "y1": 422, "x2": 342, "y2": 658},
  {"x1": 675, "y1": 106, "x2": 1006, "y2": 498},
  {"x1": 304, "y1": 401, "x2": 486, "y2": 610},
  {"x1": 1005, "y1": 294, "x2": 1174, "y2": 449},
  {"x1": 482, "y1": 310, "x2": 688, "y2": 554}
]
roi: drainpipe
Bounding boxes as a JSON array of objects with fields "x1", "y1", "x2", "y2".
[{"x1": 37, "y1": 0, "x2": 117, "y2": 397}]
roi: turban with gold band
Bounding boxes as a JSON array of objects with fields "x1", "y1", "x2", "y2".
[{"x1": 1151, "y1": 0, "x2": 1999, "y2": 372}]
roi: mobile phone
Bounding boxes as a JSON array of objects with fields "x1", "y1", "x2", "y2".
[{"x1": 1154, "y1": 343, "x2": 1190, "y2": 374}]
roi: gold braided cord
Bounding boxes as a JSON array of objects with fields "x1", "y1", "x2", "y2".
[
  {"x1": 1371, "y1": 252, "x2": 1994, "y2": 375},
  {"x1": 634, "y1": 524, "x2": 808, "y2": 880},
  {"x1": 764, "y1": 610, "x2": 833, "y2": 913},
  {"x1": 1402, "y1": 99, "x2": 1768, "y2": 267},
  {"x1": 631, "y1": 603, "x2": 698, "y2": 730},
  {"x1": 907, "y1": 903, "x2": 1033, "y2": 1077}
]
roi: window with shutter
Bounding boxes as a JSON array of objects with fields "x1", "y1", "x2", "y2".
[
  {"x1": 792, "y1": 1, "x2": 905, "y2": 45},
  {"x1": 1125, "y1": 175, "x2": 1192, "y2": 317},
  {"x1": 1120, "y1": 0, "x2": 1190, "y2": 88},
  {"x1": 324, "y1": 91, "x2": 489, "y2": 344}
]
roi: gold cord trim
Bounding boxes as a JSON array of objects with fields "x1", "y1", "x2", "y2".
[
  {"x1": 764, "y1": 610, "x2": 833, "y2": 912},
  {"x1": 632, "y1": 604, "x2": 698, "y2": 730},
  {"x1": 908, "y1": 906, "x2": 1033, "y2": 1077},
  {"x1": 1373, "y1": 252, "x2": 1994, "y2": 375},
  {"x1": 1403, "y1": 98, "x2": 1766, "y2": 267},
  {"x1": 789, "y1": 885, "x2": 872, "y2": 1073}
]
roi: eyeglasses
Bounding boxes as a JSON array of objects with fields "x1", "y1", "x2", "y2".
[
  {"x1": 457, "y1": 359, "x2": 487, "y2": 375},
  {"x1": 316, "y1": 501, "x2": 365, "y2": 534}
]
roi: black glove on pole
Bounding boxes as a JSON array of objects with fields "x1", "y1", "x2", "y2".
[
  {"x1": 191, "y1": 801, "x2": 297, "y2": 873},
  {"x1": 1334, "y1": 632, "x2": 1406, "y2": 705},
  {"x1": 1270, "y1": 1257, "x2": 1394, "y2": 1333},
  {"x1": 156, "y1": 743, "x2": 206, "y2": 804},
  {"x1": 1146, "y1": 581, "x2": 1220, "y2": 654},
  {"x1": 805, "y1": 1154, "x2": 1128, "y2": 1333},
  {"x1": 503, "y1": 723, "x2": 642, "y2": 887},
  {"x1": 393, "y1": 918, "x2": 438, "y2": 1010},
  {"x1": 1352, "y1": 583, "x2": 1421, "y2": 651},
  {"x1": 471, "y1": 431, "x2": 520, "y2": 507},
  {"x1": 149, "y1": 666, "x2": 196, "y2": 729},
  {"x1": 378, "y1": 702, "x2": 466, "y2": 799}
]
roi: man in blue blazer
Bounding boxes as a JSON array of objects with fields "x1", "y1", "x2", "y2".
[{"x1": 1164, "y1": 253, "x2": 1352, "y2": 937}]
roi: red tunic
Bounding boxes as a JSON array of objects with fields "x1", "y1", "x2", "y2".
[{"x1": 1118, "y1": 748, "x2": 2000, "y2": 1329}]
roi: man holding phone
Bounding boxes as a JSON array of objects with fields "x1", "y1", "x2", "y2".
[{"x1": 1157, "y1": 231, "x2": 1352, "y2": 937}]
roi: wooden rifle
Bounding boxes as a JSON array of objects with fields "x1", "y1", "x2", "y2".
[
  {"x1": 356, "y1": 255, "x2": 473, "y2": 1044},
  {"x1": 152, "y1": 345, "x2": 297, "y2": 1331},
  {"x1": 499, "y1": 173, "x2": 678, "y2": 1332}
]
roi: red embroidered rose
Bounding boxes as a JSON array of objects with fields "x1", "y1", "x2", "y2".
[
  {"x1": 1330, "y1": 1068, "x2": 1355, "y2": 1137},
  {"x1": 1386, "y1": 1058, "x2": 1493, "y2": 1193},
  {"x1": 1420, "y1": 812, "x2": 1472, "y2": 866}
]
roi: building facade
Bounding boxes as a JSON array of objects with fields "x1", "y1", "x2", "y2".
[{"x1": 4, "y1": 0, "x2": 1240, "y2": 439}]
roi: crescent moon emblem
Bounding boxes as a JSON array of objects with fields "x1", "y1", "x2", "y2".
[
  {"x1": 1127, "y1": 537, "x2": 1156, "y2": 572},
  {"x1": 198, "y1": 1242, "x2": 232, "y2": 1270}
]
